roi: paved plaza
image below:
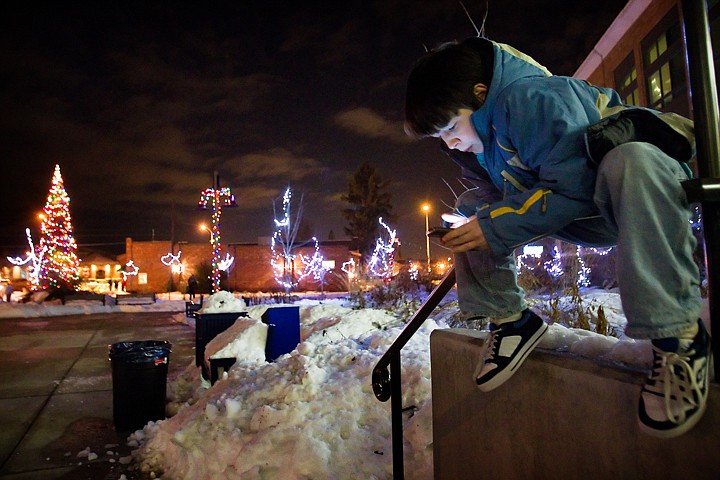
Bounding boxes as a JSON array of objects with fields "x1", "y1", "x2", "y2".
[{"x1": 0, "y1": 311, "x2": 196, "y2": 479}]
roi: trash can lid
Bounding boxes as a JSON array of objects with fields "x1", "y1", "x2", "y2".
[{"x1": 109, "y1": 340, "x2": 172, "y2": 363}]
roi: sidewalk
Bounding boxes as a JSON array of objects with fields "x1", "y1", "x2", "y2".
[{"x1": 0, "y1": 310, "x2": 196, "y2": 479}]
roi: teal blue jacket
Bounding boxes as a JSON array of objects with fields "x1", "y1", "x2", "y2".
[{"x1": 464, "y1": 41, "x2": 693, "y2": 256}]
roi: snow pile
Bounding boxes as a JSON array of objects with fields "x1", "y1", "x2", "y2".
[
  {"x1": 199, "y1": 291, "x2": 247, "y2": 313},
  {"x1": 205, "y1": 317, "x2": 268, "y2": 363},
  {"x1": 539, "y1": 323, "x2": 652, "y2": 368},
  {"x1": 134, "y1": 303, "x2": 436, "y2": 479},
  {"x1": 134, "y1": 292, "x2": 653, "y2": 480},
  {"x1": 0, "y1": 287, "x2": 668, "y2": 478},
  {"x1": 529, "y1": 288, "x2": 653, "y2": 368}
]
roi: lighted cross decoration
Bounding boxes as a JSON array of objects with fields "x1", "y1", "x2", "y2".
[{"x1": 198, "y1": 172, "x2": 237, "y2": 292}]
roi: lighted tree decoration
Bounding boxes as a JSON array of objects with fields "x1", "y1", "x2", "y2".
[
  {"x1": 218, "y1": 253, "x2": 235, "y2": 272},
  {"x1": 7, "y1": 228, "x2": 44, "y2": 289},
  {"x1": 298, "y1": 237, "x2": 332, "y2": 293},
  {"x1": 341, "y1": 258, "x2": 357, "y2": 291},
  {"x1": 37, "y1": 165, "x2": 80, "y2": 290},
  {"x1": 198, "y1": 173, "x2": 237, "y2": 293},
  {"x1": 121, "y1": 261, "x2": 139, "y2": 281},
  {"x1": 271, "y1": 186, "x2": 304, "y2": 295},
  {"x1": 161, "y1": 250, "x2": 184, "y2": 274},
  {"x1": 516, "y1": 243, "x2": 613, "y2": 290},
  {"x1": 367, "y1": 217, "x2": 397, "y2": 280}
]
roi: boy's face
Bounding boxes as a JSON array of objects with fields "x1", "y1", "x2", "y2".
[{"x1": 432, "y1": 108, "x2": 484, "y2": 154}]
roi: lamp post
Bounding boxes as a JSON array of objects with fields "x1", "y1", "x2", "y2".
[
  {"x1": 422, "y1": 204, "x2": 430, "y2": 270},
  {"x1": 199, "y1": 223, "x2": 212, "y2": 239}
]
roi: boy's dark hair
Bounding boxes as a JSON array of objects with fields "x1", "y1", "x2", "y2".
[{"x1": 405, "y1": 37, "x2": 493, "y2": 138}]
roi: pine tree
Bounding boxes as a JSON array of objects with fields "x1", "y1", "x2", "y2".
[
  {"x1": 37, "y1": 165, "x2": 80, "y2": 290},
  {"x1": 341, "y1": 162, "x2": 394, "y2": 260}
]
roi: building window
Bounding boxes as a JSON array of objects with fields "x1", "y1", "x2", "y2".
[
  {"x1": 614, "y1": 54, "x2": 640, "y2": 106},
  {"x1": 642, "y1": 10, "x2": 688, "y2": 115}
]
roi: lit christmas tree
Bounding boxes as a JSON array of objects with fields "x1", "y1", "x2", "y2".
[{"x1": 37, "y1": 164, "x2": 80, "y2": 290}]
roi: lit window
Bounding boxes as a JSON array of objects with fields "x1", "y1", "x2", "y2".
[
  {"x1": 648, "y1": 71, "x2": 662, "y2": 104},
  {"x1": 614, "y1": 54, "x2": 640, "y2": 106},
  {"x1": 642, "y1": 12, "x2": 687, "y2": 114}
]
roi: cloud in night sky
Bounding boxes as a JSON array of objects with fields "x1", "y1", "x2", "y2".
[{"x1": 0, "y1": 0, "x2": 628, "y2": 257}]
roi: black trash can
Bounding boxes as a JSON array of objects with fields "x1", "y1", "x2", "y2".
[{"x1": 109, "y1": 340, "x2": 172, "y2": 432}]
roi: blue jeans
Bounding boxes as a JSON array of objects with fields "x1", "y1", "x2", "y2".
[{"x1": 455, "y1": 142, "x2": 701, "y2": 340}]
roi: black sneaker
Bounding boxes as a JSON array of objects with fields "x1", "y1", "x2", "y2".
[
  {"x1": 638, "y1": 319, "x2": 711, "y2": 438},
  {"x1": 474, "y1": 309, "x2": 548, "y2": 392}
]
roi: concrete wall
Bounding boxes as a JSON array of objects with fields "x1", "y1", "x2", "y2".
[{"x1": 430, "y1": 329, "x2": 720, "y2": 479}]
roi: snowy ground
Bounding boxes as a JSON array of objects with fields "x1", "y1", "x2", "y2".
[{"x1": 0, "y1": 287, "x2": 673, "y2": 479}]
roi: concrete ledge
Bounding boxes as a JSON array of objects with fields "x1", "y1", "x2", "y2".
[{"x1": 430, "y1": 328, "x2": 720, "y2": 479}]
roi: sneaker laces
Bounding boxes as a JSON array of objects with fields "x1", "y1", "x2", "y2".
[
  {"x1": 650, "y1": 347, "x2": 700, "y2": 425},
  {"x1": 483, "y1": 330, "x2": 499, "y2": 363}
]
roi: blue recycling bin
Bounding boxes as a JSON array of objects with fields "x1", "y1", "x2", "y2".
[
  {"x1": 109, "y1": 340, "x2": 171, "y2": 432},
  {"x1": 262, "y1": 306, "x2": 301, "y2": 361}
]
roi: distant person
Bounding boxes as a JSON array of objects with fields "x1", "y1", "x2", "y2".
[
  {"x1": 405, "y1": 37, "x2": 707, "y2": 438},
  {"x1": 4, "y1": 283, "x2": 13, "y2": 302},
  {"x1": 187, "y1": 275, "x2": 198, "y2": 301}
]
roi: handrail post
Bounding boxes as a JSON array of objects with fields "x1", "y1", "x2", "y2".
[
  {"x1": 391, "y1": 353, "x2": 404, "y2": 479},
  {"x1": 681, "y1": 0, "x2": 720, "y2": 381},
  {"x1": 371, "y1": 266, "x2": 456, "y2": 480}
]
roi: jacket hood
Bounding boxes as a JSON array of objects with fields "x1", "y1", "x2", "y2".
[{"x1": 470, "y1": 40, "x2": 552, "y2": 137}]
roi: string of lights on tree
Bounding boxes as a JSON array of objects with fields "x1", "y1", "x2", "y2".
[
  {"x1": 298, "y1": 237, "x2": 331, "y2": 291},
  {"x1": 6, "y1": 228, "x2": 44, "y2": 289},
  {"x1": 198, "y1": 173, "x2": 237, "y2": 293},
  {"x1": 408, "y1": 261, "x2": 420, "y2": 281},
  {"x1": 341, "y1": 258, "x2": 357, "y2": 287},
  {"x1": 516, "y1": 243, "x2": 613, "y2": 288},
  {"x1": 36, "y1": 165, "x2": 80, "y2": 290},
  {"x1": 367, "y1": 217, "x2": 396, "y2": 280},
  {"x1": 271, "y1": 187, "x2": 304, "y2": 294}
]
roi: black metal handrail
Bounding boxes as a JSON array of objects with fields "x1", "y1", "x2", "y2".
[
  {"x1": 681, "y1": 0, "x2": 720, "y2": 381},
  {"x1": 371, "y1": 266, "x2": 456, "y2": 480}
]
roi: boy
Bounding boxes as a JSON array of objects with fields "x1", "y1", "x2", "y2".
[{"x1": 405, "y1": 37, "x2": 710, "y2": 438}]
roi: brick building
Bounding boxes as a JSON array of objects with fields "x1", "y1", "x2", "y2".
[
  {"x1": 120, "y1": 237, "x2": 354, "y2": 294},
  {"x1": 574, "y1": 0, "x2": 720, "y2": 123}
]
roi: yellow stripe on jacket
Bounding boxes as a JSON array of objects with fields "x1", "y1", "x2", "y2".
[{"x1": 490, "y1": 189, "x2": 551, "y2": 218}]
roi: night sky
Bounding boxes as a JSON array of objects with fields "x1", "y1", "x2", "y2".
[{"x1": 0, "y1": 1, "x2": 628, "y2": 259}]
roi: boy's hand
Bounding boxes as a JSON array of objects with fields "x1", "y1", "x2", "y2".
[{"x1": 441, "y1": 215, "x2": 489, "y2": 252}]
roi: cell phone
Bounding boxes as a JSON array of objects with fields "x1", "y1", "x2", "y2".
[{"x1": 426, "y1": 227, "x2": 451, "y2": 237}]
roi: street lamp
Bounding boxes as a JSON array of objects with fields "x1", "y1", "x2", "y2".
[{"x1": 422, "y1": 203, "x2": 430, "y2": 270}]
